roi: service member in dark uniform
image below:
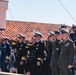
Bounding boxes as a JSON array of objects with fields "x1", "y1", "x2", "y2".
[
  {"x1": 59, "y1": 29, "x2": 75, "y2": 75},
  {"x1": 51, "y1": 30, "x2": 61, "y2": 75},
  {"x1": 24, "y1": 37, "x2": 36, "y2": 75},
  {"x1": 44, "y1": 31, "x2": 55, "y2": 75},
  {"x1": 46, "y1": 31, "x2": 55, "y2": 58},
  {"x1": 60, "y1": 24, "x2": 66, "y2": 31},
  {"x1": 15, "y1": 33, "x2": 27, "y2": 74},
  {"x1": 70, "y1": 25, "x2": 76, "y2": 55},
  {"x1": 29, "y1": 32, "x2": 45, "y2": 75},
  {"x1": 0, "y1": 36, "x2": 12, "y2": 72},
  {"x1": 70, "y1": 25, "x2": 76, "y2": 75}
]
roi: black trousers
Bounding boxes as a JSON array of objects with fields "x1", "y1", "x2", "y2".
[
  {"x1": 29, "y1": 58, "x2": 42, "y2": 75},
  {"x1": 1, "y1": 61, "x2": 9, "y2": 72},
  {"x1": 43, "y1": 58, "x2": 52, "y2": 75},
  {"x1": 51, "y1": 65, "x2": 60, "y2": 75},
  {"x1": 17, "y1": 64, "x2": 25, "y2": 74},
  {"x1": 16, "y1": 60, "x2": 25, "y2": 74},
  {"x1": 60, "y1": 65, "x2": 72, "y2": 75}
]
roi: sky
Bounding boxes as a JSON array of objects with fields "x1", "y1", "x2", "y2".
[{"x1": 6, "y1": 0, "x2": 76, "y2": 26}]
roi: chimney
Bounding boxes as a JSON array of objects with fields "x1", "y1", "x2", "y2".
[{"x1": 0, "y1": 0, "x2": 8, "y2": 30}]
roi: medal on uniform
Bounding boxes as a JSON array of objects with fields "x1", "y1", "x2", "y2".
[{"x1": 56, "y1": 48, "x2": 59, "y2": 50}]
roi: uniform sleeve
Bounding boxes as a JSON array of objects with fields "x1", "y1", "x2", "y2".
[
  {"x1": 69, "y1": 41, "x2": 75, "y2": 65},
  {"x1": 37, "y1": 43, "x2": 45, "y2": 62},
  {"x1": 21, "y1": 43, "x2": 27, "y2": 61},
  {"x1": 6, "y1": 44, "x2": 12, "y2": 60}
]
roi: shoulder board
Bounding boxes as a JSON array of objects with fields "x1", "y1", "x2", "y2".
[
  {"x1": 12, "y1": 42, "x2": 16, "y2": 45},
  {"x1": 37, "y1": 58, "x2": 42, "y2": 61},
  {"x1": 27, "y1": 43, "x2": 33, "y2": 46},
  {"x1": 21, "y1": 56, "x2": 26, "y2": 60},
  {"x1": 25, "y1": 46, "x2": 29, "y2": 48}
]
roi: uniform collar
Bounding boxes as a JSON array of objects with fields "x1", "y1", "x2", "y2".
[{"x1": 64, "y1": 39, "x2": 69, "y2": 43}]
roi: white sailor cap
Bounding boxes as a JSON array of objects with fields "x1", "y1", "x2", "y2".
[
  {"x1": 18, "y1": 33, "x2": 25, "y2": 38},
  {"x1": 2, "y1": 36, "x2": 8, "y2": 41},
  {"x1": 61, "y1": 29, "x2": 69, "y2": 34},
  {"x1": 49, "y1": 31, "x2": 55, "y2": 36},
  {"x1": 34, "y1": 32, "x2": 43, "y2": 37}
]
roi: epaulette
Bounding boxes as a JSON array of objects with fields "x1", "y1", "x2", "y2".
[
  {"x1": 21, "y1": 56, "x2": 26, "y2": 60},
  {"x1": 25, "y1": 43, "x2": 33, "y2": 48},
  {"x1": 27, "y1": 43, "x2": 33, "y2": 46},
  {"x1": 12, "y1": 42, "x2": 16, "y2": 45},
  {"x1": 37, "y1": 58, "x2": 42, "y2": 61},
  {"x1": 25, "y1": 46, "x2": 29, "y2": 48}
]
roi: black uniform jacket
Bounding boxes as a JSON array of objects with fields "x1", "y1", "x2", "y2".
[
  {"x1": 15, "y1": 42, "x2": 27, "y2": 65},
  {"x1": 29, "y1": 41, "x2": 45, "y2": 63}
]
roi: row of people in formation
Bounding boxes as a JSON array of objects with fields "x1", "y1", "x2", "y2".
[{"x1": 0, "y1": 28, "x2": 76, "y2": 75}]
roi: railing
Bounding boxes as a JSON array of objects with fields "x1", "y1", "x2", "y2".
[{"x1": 0, "y1": 72, "x2": 27, "y2": 75}]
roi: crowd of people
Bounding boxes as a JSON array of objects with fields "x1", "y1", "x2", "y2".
[{"x1": 0, "y1": 25, "x2": 76, "y2": 75}]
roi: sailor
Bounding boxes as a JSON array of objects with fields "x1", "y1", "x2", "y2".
[
  {"x1": 1, "y1": 36, "x2": 12, "y2": 72},
  {"x1": 15, "y1": 33, "x2": 27, "y2": 74},
  {"x1": 29, "y1": 32, "x2": 45, "y2": 75},
  {"x1": 59, "y1": 29, "x2": 75, "y2": 75}
]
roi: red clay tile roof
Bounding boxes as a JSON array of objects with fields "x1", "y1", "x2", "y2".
[{"x1": 0, "y1": 20, "x2": 71, "y2": 41}]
